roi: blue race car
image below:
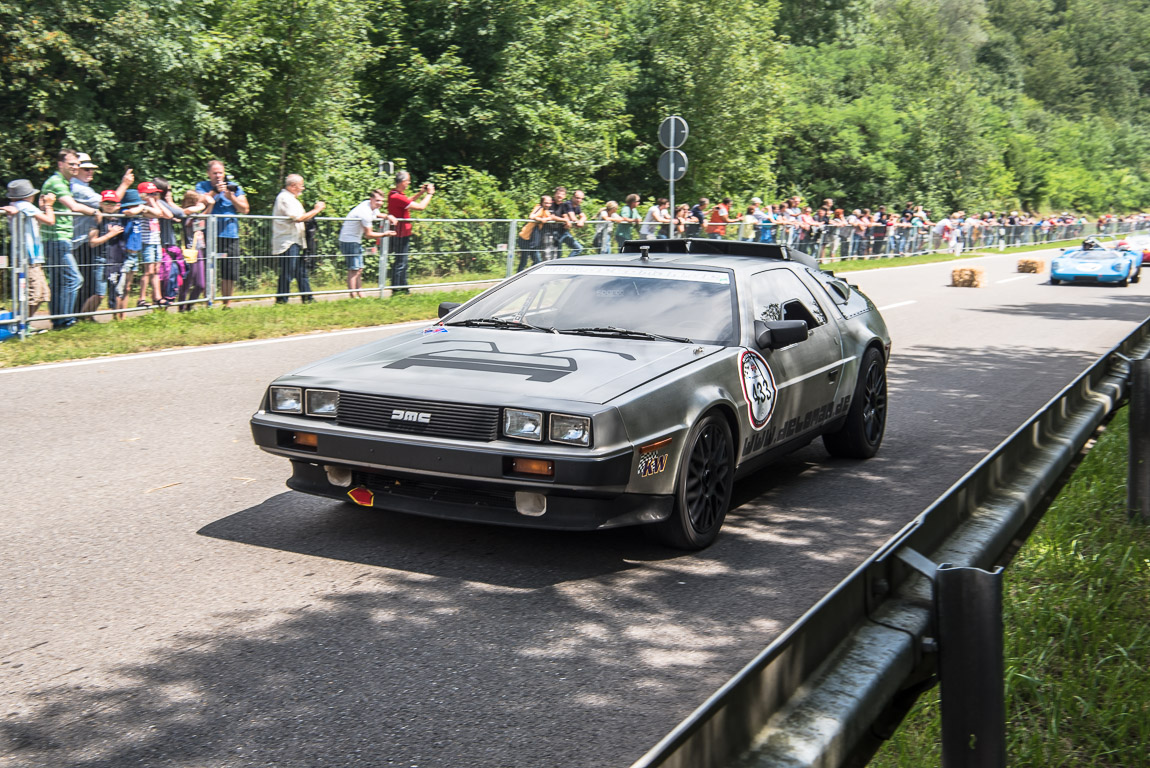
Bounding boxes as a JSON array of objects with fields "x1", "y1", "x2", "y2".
[{"x1": 1050, "y1": 238, "x2": 1141, "y2": 286}]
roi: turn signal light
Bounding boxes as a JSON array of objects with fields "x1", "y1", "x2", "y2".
[
  {"x1": 510, "y1": 457, "x2": 554, "y2": 477},
  {"x1": 292, "y1": 431, "x2": 318, "y2": 449}
]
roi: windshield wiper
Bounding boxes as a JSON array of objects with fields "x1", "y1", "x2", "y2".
[
  {"x1": 445, "y1": 317, "x2": 557, "y2": 333},
  {"x1": 559, "y1": 326, "x2": 692, "y2": 343}
]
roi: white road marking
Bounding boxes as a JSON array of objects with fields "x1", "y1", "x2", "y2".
[
  {"x1": 995, "y1": 275, "x2": 1031, "y2": 284},
  {"x1": 0, "y1": 321, "x2": 427, "y2": 375},
  {"x1": 877, "y1": 300, "x2": 917, "y2": 311}
]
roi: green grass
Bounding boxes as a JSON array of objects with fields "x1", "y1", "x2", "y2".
[
  {"x1": 0, "y1": 289, "x2": 484, "y2": 368},
  {"x1": 825, "y1": 251, "x2": 994, "y2": 273},
  {"x1": 872, "y1": 407, "x2": 1150, "y2": 767}
]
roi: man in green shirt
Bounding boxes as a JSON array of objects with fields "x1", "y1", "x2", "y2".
[{"x1": 42, "y1": 149, "x2": 95, "y2": 328}]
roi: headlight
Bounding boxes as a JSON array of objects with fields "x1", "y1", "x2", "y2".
[
  {"x1": 503, "y1": 409, "x2": 543, "y2": 441},
  {"x1": 270, "y1": 386, "x2": 302, "y2": 413},
  {"x1": 306, "y1": 389, "x2": 340, "y2": 418},
  {"x1": 550, "y1": 414, "x2": 591, "y2": 447}
]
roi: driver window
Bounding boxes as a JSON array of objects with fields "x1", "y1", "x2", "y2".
[{"x1": 750, "y1": 269, "x2": 826, "y2": 328}]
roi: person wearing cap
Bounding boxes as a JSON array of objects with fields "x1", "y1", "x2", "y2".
[
  {"x1": 106, "y1": 189, "x2": 147, "y2": 318},
  {"x1": 196, "y1": 159, "x2": 249, "y2": 308},
  {"x1": 133, "y1": 181, "x2": 172, "y2": 308},
  {"x1": 151, "y1": 177, "x2": 188, "y2": 305},
  {"x1": 81, "y1": 191, "x2": 125, "y2": 315},
  {"x1": 2, "y1": 179, "x2": 55, "y2": 322},
  {"x1": 41, "y1": 149, "x2": 97, "y2": 328},
  {"x1": 272, "y1": 173, "x2": 326, "y2": 304},
  {"x1": 70, "y1": 154, "x2": 105, "y2": 316}
]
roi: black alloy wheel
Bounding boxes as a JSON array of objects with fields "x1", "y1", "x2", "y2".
[
  {"x1": 823, "y1": 346, "x2": 887, "y2": 459},
  {"x1": 651, "y1": 413, "x2": 734, "y2": 550}
]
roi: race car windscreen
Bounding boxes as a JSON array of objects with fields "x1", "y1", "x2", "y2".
[{"x1": 452, "y1": 264, "x2": 737, "y2": 344}]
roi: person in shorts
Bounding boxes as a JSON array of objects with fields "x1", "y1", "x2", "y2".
[
  {"x1": 108, "y1": 189, "x2": 146, "y2": 318},
  {"x1": 2, "y1": 179, "x2": 55, "y2": 322},
  {"x1": 338, "y1": 189, "x2": 394, "y2": 298},
  {"x1": 195, "y1": 159, "x2": 248, "y2": 308},
  {"x1": 82, "y1": 190, "x2": 125, "y2": 315}
]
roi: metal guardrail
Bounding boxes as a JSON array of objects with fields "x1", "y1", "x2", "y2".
[{"x1": 630, "y1": 316, "x2": 1150, "y2": 768}]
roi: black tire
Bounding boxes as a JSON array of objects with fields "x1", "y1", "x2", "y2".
[
  {"x1": 1050, "y1": 278, "x2": 1061, "y2": 285},
  {"x1": 823, "y1": 346, "x2": 887, "y2": 459},
  {"x1": 1132, "y1": 271, "x2": 1140, "y2": 284},
  {"x1": 650, "y1": 413, "x2": 734, "y2": 550}
]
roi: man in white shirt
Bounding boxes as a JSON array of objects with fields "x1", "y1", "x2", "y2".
[
  {"x1": 338, "y1": 189, "x2": 395, "y2": 298},
  {"x1": 272, "y1": 174, "x2": 326, "y2": 304}
]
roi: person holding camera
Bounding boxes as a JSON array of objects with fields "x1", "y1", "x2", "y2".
[
  {"x1": 195, "y1": 159, "x2": 249, "y2": 308},
  {"x1": 272, "y1": 174, "x2": 325, "y2": 304},
  {"x1": 386, "y1": 171, "x2": 434, "y2": 295}
]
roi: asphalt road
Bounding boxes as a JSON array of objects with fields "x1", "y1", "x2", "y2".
[{"x1": 2, "y1": 250, "x2": 1147, "y2": 768}]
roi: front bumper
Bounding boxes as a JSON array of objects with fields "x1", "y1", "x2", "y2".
[
  {"x1": 1052, "y1": 269, "x2": 1129, "y2": 284},
  {"x1": 251, "y1": 416, "x2": 673, "y2": 531}
]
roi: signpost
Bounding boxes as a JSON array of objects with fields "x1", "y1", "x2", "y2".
[{"x1": 658, "y1": 116, "x2": 688, "y2": 238}]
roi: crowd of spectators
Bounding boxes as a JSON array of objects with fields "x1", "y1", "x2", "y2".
[
  {"x1": 6, "y1": 151, "x2": 1150, "y2": 327},
  {"x1": 3, "y1": 151, "x2": 438, "y2": 328}
]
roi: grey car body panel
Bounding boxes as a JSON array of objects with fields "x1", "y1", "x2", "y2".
[{"x1": 251, "y1": 241, "x2": 891, "y2": 530}]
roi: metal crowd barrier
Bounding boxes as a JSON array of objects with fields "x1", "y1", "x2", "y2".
[
  {"x1": 630, "y1": 317, "x2": 1150, "y2": 768},
  {"x1": 2, "y1": 210, "x2": 1148, "y2": 337}
]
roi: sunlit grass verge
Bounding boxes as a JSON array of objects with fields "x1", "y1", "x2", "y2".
[
  {"x1": 0, "y1": 289, "x2": 484, "y2": 368},
  {"x1": 872, "y1": 406, "x2": 1150, "y2": 767},
  {"x1": 824, "y1": 251, "x2": 992, "y2": 273}
]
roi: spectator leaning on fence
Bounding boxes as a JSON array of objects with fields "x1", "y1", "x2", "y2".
[
  {"x1": 593, "y1": 201, "x2": 623, "y2": 254},
  {"x1": 272, "y1": 174, "x2": 326, "y2": 304},
  {"x1": 42, "y1": 150, "x2": 94, "y2": 328},
  {"x1": 552, "y1": 188, "x2": 586, "y2": 258},
  {"x1": 178, "y1": 190, "x2": 208, "y2": 311},
  {"x1": 153, "y1": 177, "x2": 187, "y2": 305},
  {"x1": 196, "y1": 159, "x2": 249, "y2": 308},
  {"x1": 387, "y1": 171, "x2": 434, "y2": 294},
  {"x1": 135, "y1": 181, "x2": 172, "y2": 308},
  {"x1": 517, "y1": 195, "x2": 553, "y2": 271},
  {"x1": 640, "y1": 198, "x2": 671, "y2": 240},
  {"x1": 70, "y1": 154, "x2": 104, "y2": 317},
  {"x1": 340, "y1": 189, "x2": 395, "y2": 298},
  {"x1": 82, "y1": 191, "x2": 124, "y2": 315},
  {"x1": 615, "y1": 194, "x2": 641, "y2": 250},
  {"x1": 706, "y1": 198, "x2": 734, "y2": 239},
  {"x1": 3, "y1": 179, "x2": 54, "y2": 323}
]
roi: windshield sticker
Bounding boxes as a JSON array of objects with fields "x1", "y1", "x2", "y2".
[
  {"x1": 740, "y1": 349, "x2": 777, "y2": 430},
  {"x1": 539, "y1": 264, "x2": 730, "y2": 285}
]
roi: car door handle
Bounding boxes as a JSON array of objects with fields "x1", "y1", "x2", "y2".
[{"x1": 828, "y1": 367, "x2": 840, "y2": 383}]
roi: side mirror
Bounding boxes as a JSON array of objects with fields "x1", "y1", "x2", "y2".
[
  {"x1": 755, "y1": 319, "x2": 809, "y2": 350},
  {"x1": 438, "y1": 302, "x2": 461, "y2": 319}
]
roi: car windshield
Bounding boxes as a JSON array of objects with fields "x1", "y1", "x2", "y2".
[
  {"x1": 447, "y1": 263, "x2": 737, "y2": 345},
  {"x1": 1067, "y1": 249, "x2": 1121, "y2": 260}
]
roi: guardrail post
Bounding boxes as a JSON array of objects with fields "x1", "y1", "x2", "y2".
[
  {"x1": 1129, "y1": 356, "x2": 1150, "y2": 522},
  {"x1": 937, "y1": 563, "x2": 1006, "y2": 768}
]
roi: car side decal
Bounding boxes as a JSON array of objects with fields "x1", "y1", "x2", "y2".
[{"x1": 739, "y1": 349, "x2": 777, "y2": 430}]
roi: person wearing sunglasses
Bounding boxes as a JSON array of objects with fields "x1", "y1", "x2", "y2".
[{"x1": 40, "y1": 149, "x2": 98, "y2": 328}]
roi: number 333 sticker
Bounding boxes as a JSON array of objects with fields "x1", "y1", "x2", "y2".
[{"x1": 739, "y1": 349, "x2": 777, "y2": 430}]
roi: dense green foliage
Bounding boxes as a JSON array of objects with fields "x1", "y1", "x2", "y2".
[{"x1": 3, "y1": 0, "x2": 1150, "y2": 214}]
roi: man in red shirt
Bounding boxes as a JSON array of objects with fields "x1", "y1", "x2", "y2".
[{"x1": 387, "y1": 171, "x2": 435, "y2": 294}]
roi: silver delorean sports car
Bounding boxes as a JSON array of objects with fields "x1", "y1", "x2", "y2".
[{"x1": 250, "y1": 239, "x2": 891, "y2": 549}]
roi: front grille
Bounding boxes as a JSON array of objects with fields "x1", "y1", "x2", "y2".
[
  {"x1": 353, "y1": 471, "x2": 516, "y2": 510},
  {"x1": 336, "y1": 392, "x2": 500, "y2": 441}
]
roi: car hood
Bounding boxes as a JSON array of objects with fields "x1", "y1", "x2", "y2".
[{"x1": 284, "y1": 326, "x2": 723, "y2": 406}]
